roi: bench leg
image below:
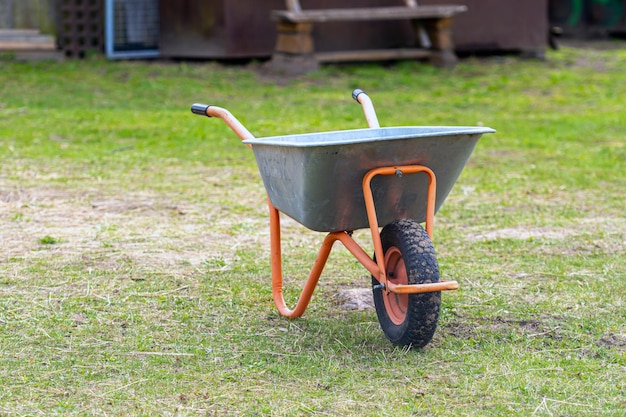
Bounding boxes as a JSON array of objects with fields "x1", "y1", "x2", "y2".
[
  {"x1": 268, "y1": 21, "x2": 318, "y2": 74},
  {"x1": 420, "y1": 17, "x2": 458, "y2": 68}
]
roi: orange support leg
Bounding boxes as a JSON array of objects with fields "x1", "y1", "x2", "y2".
[{"x1": 269, "y1": 197, "x2": 385, "y2": 318}]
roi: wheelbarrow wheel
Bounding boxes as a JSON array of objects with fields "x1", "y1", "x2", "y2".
[{"x1": 372, "y1": 219, "x2": 441, "y2": 347}]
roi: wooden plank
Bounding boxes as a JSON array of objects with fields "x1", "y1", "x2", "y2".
[
  {"x1": 0, "y1": 39, "x2": 56, "y2": 51},
  {"x1": 0, "y1": 29, "x2": 41, "y2": 37},
  {"x1": 0, "y1": 35, "x2": 54, "y2": 43},
  {"x1": 316, "y1": 48, "x2": 431, "y2": 63},
  {"x1": 10, "y1": 49, "x2": 64, "y2": 61},
  {"x1": 0, "y1": 29, "x2": 55, "y2": 51},
  {"x1": 272, "y1": 5, "x2": 467, "y2": 23}
]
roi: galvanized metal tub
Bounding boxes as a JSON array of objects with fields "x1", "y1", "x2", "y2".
[{"x1": 243, "y1": 126, "x2": 495, "y2": 232}]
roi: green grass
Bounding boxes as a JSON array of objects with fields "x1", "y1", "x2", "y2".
[{"x1": 1, "y1": 44, "x2": 625, "y2": 416}]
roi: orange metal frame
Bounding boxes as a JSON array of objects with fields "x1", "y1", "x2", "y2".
[
  {"x1": 199, "y1": 98, "x2": 459, "y2": 319},
  {"x1": 269, "y1": 164, "x2": 458, "y2": 318}
]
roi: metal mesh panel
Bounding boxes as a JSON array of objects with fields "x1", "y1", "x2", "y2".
[{"x1": 105, "y1": 0, "x2": 159, "y2": 58}]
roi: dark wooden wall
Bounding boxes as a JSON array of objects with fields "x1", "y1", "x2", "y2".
[
  {"x1": 424, "y1": 0, "x2": 548, "y2": 55},
  {"x1": 159, "y1": 0, "x2": 548, "y2": 59},
  {"x1": 0, "y1": 0, "x2": 56, "y2": 34}
]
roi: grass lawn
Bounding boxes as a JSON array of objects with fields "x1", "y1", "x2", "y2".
[{"x1": 0, "y1": 42, "x2": 624, "y2": 416}]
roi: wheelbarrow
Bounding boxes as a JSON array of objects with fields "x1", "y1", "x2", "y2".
[{"x1": 191, "y1": 90, "x2": 494, "y2": 347}]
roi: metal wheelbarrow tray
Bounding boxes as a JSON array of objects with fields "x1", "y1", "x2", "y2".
[
  {"x1": 243, "y1": 126, "x2": 493, "y2": 232},
  {"x1": 191, "y1": 90, "x2": 495, "y2": 348}
]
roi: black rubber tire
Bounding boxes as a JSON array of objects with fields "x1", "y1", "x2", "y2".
[{"x1": 372, "y1": 219, "x2": 441, "y2": 347}]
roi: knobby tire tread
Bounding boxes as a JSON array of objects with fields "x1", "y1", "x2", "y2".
[{"x1": 372, "y1": 219, "x2": 441, "y2": 347}]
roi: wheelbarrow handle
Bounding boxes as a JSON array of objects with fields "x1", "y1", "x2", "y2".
[
  {"x1": 191, "y1": 103, "x2": 255, "y2": 142},
  {"x1": 351, "y1": 89, "x2": 380, "y2": 129},
  {"x1": 351, "y1": 88, "x2": 366, "y2": 101},
  {"x1": 191, "y1": 103, "x2": 211, "y2": 116}
]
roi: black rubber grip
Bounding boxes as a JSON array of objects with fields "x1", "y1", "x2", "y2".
[
  {"x1": 352, "y1": 89, "x2": 365, "y2": 101},
  {"x1": 191, "y1": 103, "x2": 211, "y2": 116}
]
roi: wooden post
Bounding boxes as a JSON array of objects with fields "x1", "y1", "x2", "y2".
[
  {"x1": 286, "y1": 0, "x2": 302, "y2": 12},
  {"x1": 274, "y1": 21, "x2": 314, "y2": 55},
  {"x1": 421, "y1": 17, "x2": 458, "y2": 68},
  {"x1": 269, "y1": 20, "x2": 319, "y2": 74}
]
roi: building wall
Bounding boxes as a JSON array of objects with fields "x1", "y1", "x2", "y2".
[{"x1": 424, "y1": 0, "x2": 548, "y2": 54}]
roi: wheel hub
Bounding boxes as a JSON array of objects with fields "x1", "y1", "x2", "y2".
[{"x1": 382, "y1": 246, "x2": 409, "y2": 325}]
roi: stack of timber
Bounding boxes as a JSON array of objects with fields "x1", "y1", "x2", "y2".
[{"x1": 0, "y1": 29, "x2": 62, "y2": 60}]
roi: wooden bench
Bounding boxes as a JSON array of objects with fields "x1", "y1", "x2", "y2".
[{"x1": 268, "y1": 0, "x2": 467, "y2": 74}]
